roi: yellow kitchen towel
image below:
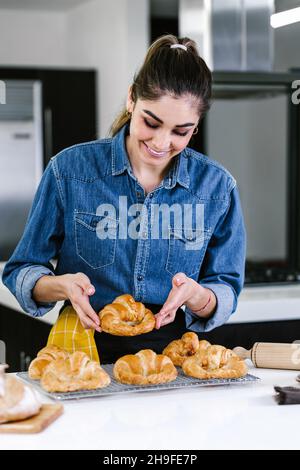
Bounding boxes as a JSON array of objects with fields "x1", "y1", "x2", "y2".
[{"x1": 47, "y1": 305, "x2": 100, "y2": 363}]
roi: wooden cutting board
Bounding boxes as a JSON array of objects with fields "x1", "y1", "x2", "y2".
[{"x1": 0, "y1": 404, "x2": 63, "y2": 434}]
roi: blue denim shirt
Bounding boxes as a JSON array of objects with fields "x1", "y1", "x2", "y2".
[{"x1": 2, "y1": 124, "x2": 246, "y2": 333}]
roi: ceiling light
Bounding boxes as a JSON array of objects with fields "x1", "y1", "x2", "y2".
[{"x1": 271, "y1": 6, "x2": 300, "y2": 29}]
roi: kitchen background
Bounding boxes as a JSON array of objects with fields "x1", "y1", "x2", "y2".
[{"x1": 0, "y1": 0, "x2": 300, "y2": 370}]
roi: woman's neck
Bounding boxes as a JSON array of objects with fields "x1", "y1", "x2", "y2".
[
  {"x1": 125, "y1": 135, "x2": 172, "y2": 192},
  {"x1": 132, "y1": 164, "x2": 164, "y2": 194}
]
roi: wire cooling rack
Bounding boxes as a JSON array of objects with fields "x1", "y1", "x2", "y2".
[{"x1": 17, "y1": 364, "x2": 260, "y2": 401}]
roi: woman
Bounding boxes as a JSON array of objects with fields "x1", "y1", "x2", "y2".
[{"x1": 2, "y1": 35, "x2": 246, "y2": 364}]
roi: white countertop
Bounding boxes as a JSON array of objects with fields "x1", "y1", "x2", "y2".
[{"x1": 1, "y1": 364, "x2": 300, "y2": 450}]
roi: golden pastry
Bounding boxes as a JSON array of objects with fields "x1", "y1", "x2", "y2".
[
  {"x1": 28, "y1": 345, "x2": 69, "y2": 379},
  {"x1": 182, "y1": 342, "x2": 248, "y2": 379},
  {"x1": 99, "y1": 294, "x2": 155, "y2": 336},
  {"x1": 163, "y1": 332, "x2": 203, "y2": 366},
  {"x1": 40, "y1": 351, "x2": 111, "y2": 392},
  {"x1": 113, "y1": 349, "x2": 178, "y2": 385}
]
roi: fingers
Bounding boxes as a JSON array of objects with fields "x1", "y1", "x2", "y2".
[
  {"x1": 172, "y1": 272, "x2": 188, "y2": 288},
  {"x1": 73, "y1": 299, "x2": 102, "y2": 332},
  {"x1": 155, "y1": 273, "x2": 192, "y2": 329},
  {"x1": 157, "y1": 278, "x2": 187, "y2": 322},
  {"x1": 70, "y1": 275, "x2": 101, "y2": 332},
  {"x1": 74, "y1": 303, "x2": 99, "y2": 331},
  {"x1": 85, "y1": 285, "x2": 95, "y2": 296},
  {"x1": 155, "y1": 310, "x2": 176, "y2": 329},
  {"x1": 75, "y1": 272, "x2": 96, "y2": 297}
]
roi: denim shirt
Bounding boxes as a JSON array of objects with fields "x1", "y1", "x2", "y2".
[{"x1": 2, "y1": 124, "x2": 246, "y2": 333}]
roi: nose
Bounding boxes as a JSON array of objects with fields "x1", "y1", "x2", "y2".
[{"x1": 151, "y1": 130, "x2": 171, "y2": 151}]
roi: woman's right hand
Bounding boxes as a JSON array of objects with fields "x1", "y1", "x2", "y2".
[{"x1": 62, "y1": 272, "x2": 101, "y2": 332}]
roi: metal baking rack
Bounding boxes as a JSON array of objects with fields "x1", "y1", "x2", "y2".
[{"x1": 17, "y1": 364, "x2": 260, "y2": 401}]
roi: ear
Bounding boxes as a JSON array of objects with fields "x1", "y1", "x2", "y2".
[{"x1": 126, "y1": 85, "x2": 134, "y2": 113}]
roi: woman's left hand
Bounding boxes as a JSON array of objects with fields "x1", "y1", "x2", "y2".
[{"x1": 155, "y1": 272, "x2": 206, "y2": 329}]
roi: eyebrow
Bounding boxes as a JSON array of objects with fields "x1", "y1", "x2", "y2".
[{"x1": 142, "y1": 109, "x2": 195, "y2": 128}]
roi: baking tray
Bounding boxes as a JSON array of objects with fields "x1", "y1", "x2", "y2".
[{"x1": 17, "y1": 364, "x2": 260, "y2": 401}]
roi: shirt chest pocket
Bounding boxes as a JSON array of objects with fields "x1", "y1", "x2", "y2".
[
  {"x1": 166, "y1": 227, "x2": 211, "y2": 278},
  {"x1": 75, "y1": 212, "x2": 118, "y2": 269}
]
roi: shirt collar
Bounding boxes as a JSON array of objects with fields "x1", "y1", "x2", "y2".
[
  {"x1": 111, "y1": 124, "x2": 190, "y2": 189},
  {"x1": 111, "y1": 124, "x2": 132, "y2": 176}
]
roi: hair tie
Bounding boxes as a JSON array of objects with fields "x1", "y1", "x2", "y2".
[{"x1": 170, "y1": 44, "x2": 187, "y2": 51}]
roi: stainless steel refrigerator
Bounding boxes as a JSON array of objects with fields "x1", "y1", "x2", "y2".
[{"x1": 0, "y1": 79, "x2": 43, "y2": 261}]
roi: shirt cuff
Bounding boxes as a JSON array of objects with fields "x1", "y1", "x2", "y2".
[
  {"x1": 16, "y1": 265, "x2": 56, "y2": 317},
  {"x1": 184, "y1": 283, "x2": 235, "y2": 333}
]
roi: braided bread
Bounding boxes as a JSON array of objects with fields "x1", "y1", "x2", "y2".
[
  {"x1": 0, "y1": 365, "x2": 41, "y2": 423},
  {"x1": 28, "y1": 345, "x2": 69, "y2": 379},
  {"x1": 113, "y1": 349, "x2": 178, "y2": 385},
  {"x1": 182, "y1": 341, "x2": 248, "y2": 379},
  {"x1": 99, "y1": 294, "x2": 155, "y2": 336},
  {"x1": 40, "y1": 351, "x2": 111, "y2": 392},
  {"x1": 163, "y1": 332, "x2": 202, "y2": 366}
]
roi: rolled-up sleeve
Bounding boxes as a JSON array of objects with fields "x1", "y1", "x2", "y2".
[
  {"x1": 1, "y1": 157, "x2": 64, "y2": 317},
  {"x1": 185, "y1": 183, "x2": 246, "y2": 332}
]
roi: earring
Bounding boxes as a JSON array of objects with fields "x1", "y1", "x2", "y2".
[
  {"x1": 193, "y1": 127, "x2": 199, "y2": 135},
  {"x1": 126, "y1": 110, "x2": 131, "y2": 118}
]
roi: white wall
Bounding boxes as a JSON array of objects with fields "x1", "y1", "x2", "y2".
[
  {"x1": 66, "y1": 0, "x2": 149, "y2": 137},
  {"x1": 0, "y1": 0, "x2": 150, "y2": 137},
  {"x1": 0, "y1": 9, "x2": 67, "y2": 66}
]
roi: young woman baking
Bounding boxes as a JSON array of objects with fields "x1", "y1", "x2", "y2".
[{"x1": 2, "y1": 35, "x2": 246, "y2": 364}]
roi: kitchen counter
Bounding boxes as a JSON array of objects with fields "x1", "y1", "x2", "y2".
[{"x1": 1, "y1": 364, "x2": 300, "y2": 450}]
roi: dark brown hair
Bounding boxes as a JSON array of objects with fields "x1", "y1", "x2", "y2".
[{"x1": 109, "y1": 34, "x2": 212, "y2": 137}]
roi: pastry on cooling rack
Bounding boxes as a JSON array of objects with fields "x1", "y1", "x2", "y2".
[
  {"x1": 0, "y1": 365, "x2": 41, "y2": 423},
  {"x1": 28, "y1": 345, "x2": 69, "y2": 380},
  {"x1": 182, "y1": 342, "x2": 248, "y2": 379},
  {"x1": 113, "y1": 349, "x2": 177, "y2": 385},
  {"x1": 40, "y1": 351, "x2": 111, "y2": 392},
  {"x1": 99, "y1": 294, "x2": 155, "y2": 336},
  {"x1": 163, "y1": 332, "x2": 206, "y2": 366}
]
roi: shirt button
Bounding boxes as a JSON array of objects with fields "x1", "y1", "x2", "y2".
[
  {"x1": 149, "y1": 193, "x2": 153, "y2": 198},
  {"x1": 142, "y1": 231, "x2": 147, "y2": 239},
  {"x1": 137, "y1": 275, "x2": 144, "y2": 281}
]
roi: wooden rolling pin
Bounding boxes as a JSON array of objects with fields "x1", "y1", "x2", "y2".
[{"x1": 233, "y1": 342, "x2": 300, "y2": 370}]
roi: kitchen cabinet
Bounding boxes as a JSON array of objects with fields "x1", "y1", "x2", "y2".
[
  {"x1": 201, "y1": 319, "x2": 300, "y2": 350},
  {"x1": 0, "y1": 304, "x2": 51, "y2": 372}
]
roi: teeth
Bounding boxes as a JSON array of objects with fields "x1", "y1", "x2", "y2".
[
  {"x1": 150, "y1": 149, "x2": 165, "y2": 156},
  {"x1": 145, "y1": 143, "x2": 169, "y2": 156}
]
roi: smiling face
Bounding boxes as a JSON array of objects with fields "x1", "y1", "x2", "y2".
[{"x1": 125, "y1": 90, "x2": 200, "y2": 173}]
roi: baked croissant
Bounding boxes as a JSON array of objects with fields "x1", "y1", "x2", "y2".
[
  {"x1": 163, "y1": 332, "x2": 201, "y2": 366},
  {"x1": 182, "y1": 341, "x2": 248, "y2": 379},
  {"x1": 0, "y1": 365, "x2": 41, "y2": 424},
  {"x1": 99, "y1": 294, "x2": 155, "y2": 336},
  {"x1": 113, "y1": 349, "x2": 178, "y2": 385},
  {"x1": 28, "y1": 345, "x2": 69, "y2": 379},
  {"x1": 40, "y1": 351, "x2": 111, "y2": 392}
]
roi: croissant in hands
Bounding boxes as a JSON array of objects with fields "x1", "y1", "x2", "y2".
[
  {"x1": 113, "y1": 349, "x2": 178, "y2": 385},
  {"x1": 182, "y1": 341, "x2": 248, "y2": 379},
  {"x1": 28, "y1": 345, "x2": 69, "y2": 379},
  {"x1": 99, "y1": 294, "x2": 155, "y2": 336},
  {"x1": 0, "y1": 365, "x2": 41, "y2": 424},
  {"x1": 40, "y1": 351, "x2": 111, "y2": 392},
  {"x1": 163, "y1": 332, "x2": 201, "y2": 366}
]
